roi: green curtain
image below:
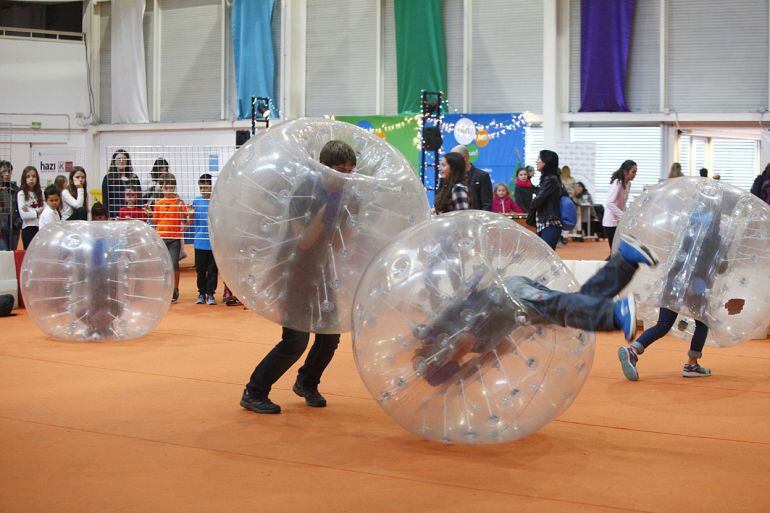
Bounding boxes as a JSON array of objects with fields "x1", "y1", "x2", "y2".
[{"x1": 394, "y1": 0, "x2": 447, "y2": 113}]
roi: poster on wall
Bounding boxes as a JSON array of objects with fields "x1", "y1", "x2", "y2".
[
  {"x1": 440, "y1": 113, "x2": 527, "y2": 193},
  {"x1": 334, "y1": 115, "x2": 421, "y2": 172},
  {"x1": 34, "y1": 147, "x2": 84, "y2": 187},
  {"x1": 554, "y1": 141, "x2": 596, "y2": 196}
]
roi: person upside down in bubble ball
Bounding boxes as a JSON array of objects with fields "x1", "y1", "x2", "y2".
[
  {"x1": 240, "y1": 140, "x2": 357, "y2": 414},
  {"x1": 413, "y1": 234, "x2": 659, "y2": 387}
]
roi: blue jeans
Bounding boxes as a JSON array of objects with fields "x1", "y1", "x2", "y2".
[
  {"x1": 632, "y1": 307, "x2": 708, "y2": 359},
  {"x1": 538, "y1": 225, "x2": 561, "y2": 250},
  {"x1": 512, "y1": 252, "x2": 636, "y2": 332}
]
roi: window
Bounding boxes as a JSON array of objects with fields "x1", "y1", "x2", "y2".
[
  {"x1": 711, "y1": 139, "x2": 759, "y2": 191},
  {"x1": 570, "y1": 126, "x2": 662, "y2": 204}
]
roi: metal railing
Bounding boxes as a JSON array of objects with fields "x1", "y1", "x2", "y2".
[{"x1": 0, "y1": 26, "x2": 84, "y2": 42}]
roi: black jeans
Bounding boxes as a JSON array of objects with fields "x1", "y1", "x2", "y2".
[
  {"x1": 604, "y1": 226, "x2": 617, "y2": 249},
  {"x1": 21, "y1": 226, "x2": 38, "y2": 249},
  {"x1": 247, "y1": 327, "x2": 340, "y2": 397},
  {"x1": 195, "y1": 249, "x2": 218, "y2": 295},
  {"x1": 633, "y1": 307, "x2": 708, "y2": 359},
  {"x1": 67, "y1": 206, "x2": 88, "y2": 221},
  {"x1": 515, "y1": 252, "x2": 637, "y2": 332}
]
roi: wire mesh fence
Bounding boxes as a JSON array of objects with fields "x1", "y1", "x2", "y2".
[{"x1": 103, "y1": 145, "x2": 236, "y2": 242}]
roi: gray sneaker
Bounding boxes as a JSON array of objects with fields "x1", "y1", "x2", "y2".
[
  {"x1": 206, "y1": 294, "x2": 216, "y2": 305},
  {"x1": 683, "y1": 363, "x2": 711, "y2": 378}
]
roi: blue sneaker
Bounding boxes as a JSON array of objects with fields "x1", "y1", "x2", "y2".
[
  {"x1": 618, "y1": 234, "x2": 659, "y2": 268},
  {"x1": 613, "y1": 296, "x2": 637, "y2": 341},
  {"x1": 617, "y1": 346, "x2": 639, "y2": 381}
]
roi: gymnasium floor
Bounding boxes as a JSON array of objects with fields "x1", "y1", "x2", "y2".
[{"x1": 2, "y1": 241, "x2": 769, "y2": 513}]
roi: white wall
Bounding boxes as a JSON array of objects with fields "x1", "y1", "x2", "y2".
[
  {"x1": 0, "y1": 37, "x2": 91, "y2": 184},
  {"x1": 0, "y1": 38, "x2": 89, "y2": 125}
]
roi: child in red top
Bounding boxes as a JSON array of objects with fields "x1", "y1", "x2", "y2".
[
  {"x1": 144, "y1": 173, "x2": 190, "y2": 303},
  {"x1": 492, "y1": 183, "x2": 523, "y2": 214},
  {"x1": 118, "y1": 186, "x2": 147, "y2": 222}
]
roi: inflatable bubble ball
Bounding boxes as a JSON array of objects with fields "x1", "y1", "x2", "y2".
[
  {"x1": 352, "y1": 211, "x2": 595, "y2": 444},
  {"x1": 617, "y1": 177, "x2": 770, "y2": 347},
  {"x1": 21, "y1": 220, "x2": 174, "y2": 341},
  {"x1": 209, "y1": 118, "x2": 431, "y2": 334}
]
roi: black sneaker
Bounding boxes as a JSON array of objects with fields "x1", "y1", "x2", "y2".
[
  {"x1": 240, "y1": 388, "x2": 281, "y2": 414},
  {"x1": 171, "y1": 288, "x2": 179, "y2": 303},
  {"x1": 292, "y1": 382, "x2": 327, "y2": 407}
]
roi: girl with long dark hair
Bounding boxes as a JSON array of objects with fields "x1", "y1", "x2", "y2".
[
  {"x1": 17, "y1": 166, "x2": 44, "y2": 248},
  {"x1": 528, "y1": 149, "x2": 563, "y2": 249},
  {"x1": 602, "y1": 159, "x2": 637, "y2": 248},
  {"x1": 434, "y1": 152, "x2": 471, "y2": 214},
  {"x1": 101, "y1": 149, "x2": 142, "y2": 219}
]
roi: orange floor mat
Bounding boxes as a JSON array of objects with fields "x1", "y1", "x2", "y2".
[{"x1": 1, "y1": 263, "x2": 769, "y2": 513}]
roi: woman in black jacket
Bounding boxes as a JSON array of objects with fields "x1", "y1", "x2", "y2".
[
  {"x1": 101, "y1": 149, "x2": 142, "y2": 219},
  {"x1": 528, "y1": 150, "x2": 563, "y2": 249}
]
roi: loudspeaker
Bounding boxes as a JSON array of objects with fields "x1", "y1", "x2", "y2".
[
  {"x1": 235, "y1": 130, "x2": 251, "y2": 148},
  {"x1": 423, "y1": 126, "x2": 442, "y2": 151}
]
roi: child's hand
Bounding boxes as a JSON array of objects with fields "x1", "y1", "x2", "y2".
[{"x1": 21, "y1": 205, "x2": 29, "y2": 212}]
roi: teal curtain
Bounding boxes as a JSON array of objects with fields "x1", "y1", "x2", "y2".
[
  {"x1": 394, "y1": 0, "x2": 447, "y2": 113},
  {"x1": 232, "y1": 0, "x2": 276, "y2": 119}
]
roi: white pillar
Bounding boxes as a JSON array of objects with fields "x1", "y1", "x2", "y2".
[
  {"x1": 280, "y1": 0, "x2": 307, "y2": 119},
  {"x1": 542, "y1": 0, "x2": 569, "y2": 148}
]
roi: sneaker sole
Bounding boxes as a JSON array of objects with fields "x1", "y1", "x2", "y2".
[
  {"x1": 240, "y1": 399, "x2": 281, "y2": 414},
  {"x1": 620, "y1": 234, "x2": 660, "y2": 267},
  {"x1": 617, "y1": 347, "x2": 639, "y2": 381},
  {"x1": 682, "y1": 371, "x2": 712, "y2": 378}
]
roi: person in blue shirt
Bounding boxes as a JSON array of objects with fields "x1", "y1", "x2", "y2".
[{"x1": 191, "y1": 174, "x2": 218, "y2": 305}]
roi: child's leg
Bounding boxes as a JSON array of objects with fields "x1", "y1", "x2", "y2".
[
  {"x1": 579, "y1": 252, "x2": 637, "y2": 299},
  {"x1": 580, "y1": 234, "x2": 659, "y2": 298},
  {"x1": 195, "y1": 249, "x2": 207, "y2": 295},
  {"x1": 630, "y1": 307, "x2": 677, "y2": 354},
  {"x1": 247, "y1": 327, "x2": 310, "y2": 397},
  {"x1": 688, "y1": 321, "x2": 708, "y2": 362},
  {"x1": 510, "y1": 277, "x2": 617, "y2": 332},
  {"x1": 682, "y1": 320, "x2": 711, "y2": 377},
  {"x1": 296, "y1": 333, "x2": 341, "y2": 390},
  {"x1": 206, "y1": 252, "x2": 218, "y2": 295}
]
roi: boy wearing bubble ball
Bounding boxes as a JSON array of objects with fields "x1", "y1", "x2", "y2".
[
  {"x1": 413, "y1": 234, "x2": 659, "y2": 387},
  {"x1": 240, "y1": 140, "x2": 357, "y2": 414}
]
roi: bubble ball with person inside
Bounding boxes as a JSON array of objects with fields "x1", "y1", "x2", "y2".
[
  {"x1": 618, "y1": 177, "x2": 770, "y2": 347},
  {"x1": 352, "y1": 211, "x2": 596, "y2": 444},
  {"x1": 21, "y1": 220, "x2": 174, "y2": 341},
  {"x1": 208, "y1": 118, "x2": 431, "y2": 334}
]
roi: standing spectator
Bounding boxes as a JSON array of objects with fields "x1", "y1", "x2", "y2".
[
  {"x1": 144, "y1": 173, "x2": 190, "y2": 303},
  {"x1": 761, "y1": 179, "x2": 770, "y2": 205},
  {"x1": 602, "y1": 160, "x2": 637, "y2": 249},
  {"x1": 118, "y1": 186, "x2": 147, "y2": 222},
  {"x1": 17, "y1": 166, "x2": 44, "y2": 248},
  {"x1": 38, "y1": 185, "x2": 62, "y2": 230},
  {"x1": 528, "y1": 150, "x2": 563, "y2": 250},
  {"x1": 561, "y1": 165, "x2": 577, "y2": 199},
  {"x1": 54, "y1": 175, "x2": 68, "y2": 192},
  {"x1": 434, "y1": 152, "x2": 470, "y2": 214},
  {"x1": 191, "y1": 174, "x2": 218, "y2": 305},
  {"x1": 750, "y1": 163, "x2": 770, "y2": 199},
  {"x1": 143, "y1": 157, "x2": 169, "y2": 206},
  {"x1": 514, "y1": 167, "x2": 534, "y2": 212},
  {"x1": 492, "y1": 184, "x2": 522, "y2": 214},
  {"x1": 0, "y1": 160, "x2": 21, "y2": 250},
  {"x1": 451, "y1": 145, "x2": 492, "y2": 211},
  {"x1": 61, "y1": 167, "x2": 89, "y2": 221},
  {"x1": 668, "y1": 162, "x2": 683, "y2": 179},
  {"x1": 102, "y1": 149, "x2": 141, "y2": 219}
]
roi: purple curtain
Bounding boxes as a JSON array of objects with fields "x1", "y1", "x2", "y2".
[{"x1": 579, "y1": 0, "x2": 635, "y2": 112}]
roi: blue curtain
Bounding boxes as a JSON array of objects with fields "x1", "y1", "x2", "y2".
[
  {"x1": 579, "y1": 0, "x2": 635, "y2": 112},
  {"x1": 232, "y1": 0, "x2": 276, "y2": 119}
]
